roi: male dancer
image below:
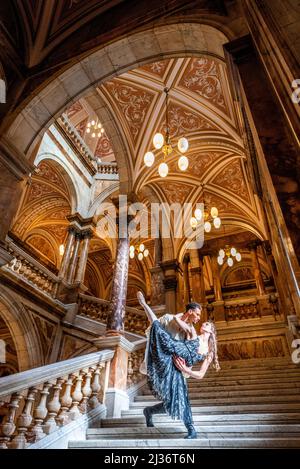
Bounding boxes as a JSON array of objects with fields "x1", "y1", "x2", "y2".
[{"x1": 138, "y1": 292, "x2": 201, "y2": 438}]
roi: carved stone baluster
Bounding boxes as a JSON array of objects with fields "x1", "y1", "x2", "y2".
[
  {"x1": 0, "y1": 393, "x2": 22, "y2": 449},
  {"x1": 10, "y1": 388, "x2": 37, "y2": 449},
  {"x1": 89, "y1": 366, "x2": 102, "y2": 409},
  {"x1": 69, "y1": 372, "x2": 84, "y2": 419},
  {"x1": 44, "y1": 378, "x2": 64, "y2": 434},
  {"x1": 29, "y1": 382, "x2": 51, "y2": 441},
  {"x1": 127, "y1": 355, "x2": 134, "y2": 387},
  {"x1": 57, "y1": 374, "x2": 74, "y2": 426},
  {"x1": 79, "y1": 368, "x2": 92, "y2": 413}
]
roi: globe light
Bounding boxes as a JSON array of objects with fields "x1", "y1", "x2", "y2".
[
  {"x1": 219, "y1": 249, "x2": 225, "y2": 258},
  {"x1": 98, "y1": 123, "x2": 101, "y2": 129},
  {"x1": 98, "y1": 133, "x2": 101, "y2": 137},
  {"x1": 227, "y1": 257, "x2": 234, "y2": 267},
  {"x1": 177, "y1": 137, "x2": 189, "y2": 153},
  {"x1": 153, "y1": 133, "x2": 164, "y2": 149},
  {"x1": 138, "y1": 252, "x2": 143, "y2": 261},
  {"x1": 204, "y1": 221, "x2": 211, "y2": 233},
  {"x1": 144, "y1": 249, "x2": 149, "y2": 257},
  {"x1": 158, "y1": 162, "x2": 169, "y2": 178},
  {"x1": 194, "y1": 208, "x2": 202, "y2": 221},
  {"x1": 129, "y1": 251, "x2": 135, "y2": 259},
  {"x1": 130, "y1": 245, "x2": 135, "y2": 252},
  {"x1": 139, "y1": 244, "x2": 145, "y2": 252},
  {"x1": 144, "y1": 151, "x2": 155, "y2": 167},
  {"x1": 190, "y1": 217, "x2": 198, "y2": 230},
  {"x1": 210, "y1": 207, "x2": 218, "y2": 218},
  {"x1": 59, "y1": 244, "x2": 65, "y2": 256},
  {"x1": 101, "y1": 128, "x2": 105, "y2": 134},
  {"x1": 217, "y1": 255, "x2": 224, "y2": 266},
  {"x1": 231, "y1": 247, "x2": 237, "y2": 257},
  {"x1": 87, "y1": 123, "x2": 91, "y2": 128},
  {"x1": 91, "y1": 120, "x2": 95, "y2": 126},
  {"x1": 92, "y1": 132, "x2": 96, "y2": 138},
  {"x1": 236, "y1": 252, "x2": 242, "y2": 262},
  {"x1": 178, "y1": 155, "x2": 189, "y2": 171},
  {"x1": 213, "y1": 217, "x2": 221, "y2": 229}
]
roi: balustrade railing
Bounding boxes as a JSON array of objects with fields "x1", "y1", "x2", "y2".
[
  {"x1": 78, "y1": 294, "x2": 148, "y2": 336},
  {"x1": 0, "y1": 350, "x2": 113, "y2": 449},
  {"x1": 97, "y1": 161, "x2": 118, "y2": 175},
  {"x1": 127, "y1": 342, "x2": 147, "y2": 389},
  {"x1": 4, "y1": 240, "x2": 59, "y2": 299}
]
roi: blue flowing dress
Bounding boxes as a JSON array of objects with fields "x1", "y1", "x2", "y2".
[{"x1": 147, "y1": 320, "x2": 207, "y2": 424}]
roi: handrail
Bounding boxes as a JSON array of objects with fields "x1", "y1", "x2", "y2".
[{"x1": 0, "y1": 350, "x2": 114, "y2": 398}]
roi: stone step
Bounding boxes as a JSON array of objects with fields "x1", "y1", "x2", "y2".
[
  {"x1": 68, "y1": 437, "x2": 300, "y2": 449},
  {"x1": 132, "y1": 390, "x2": 300, "y2": 406},
  {"x1": 127, "y1": 398, "x2": 300, "y2": 413},
  {"x1": 102, "y1": 412, "x2": 300, "y2": 427},
  {"x1": 134, "y1": 388, "x2": 300, "y2": 401},
  {"x1": 194, "y1": 369, "x2": 300, "y2": 379},
  {"x1": 186, "y1": 377, "x2": 300, "y2": 387},
  {"x1": 87, "y1": 424, "x2": 300, "y2": 439}
]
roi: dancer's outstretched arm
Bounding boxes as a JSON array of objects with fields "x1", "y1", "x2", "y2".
[
  {"x1": 137, "y1": 291, "x2": 158, "y2": 324},
  {"x1": 173, "y1": 355, "x2": 212, "y2": 380}
]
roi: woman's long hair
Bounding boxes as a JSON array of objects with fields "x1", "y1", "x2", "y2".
[{"x1": 207, "y1": 322, "x2": 221, "y2": 371}]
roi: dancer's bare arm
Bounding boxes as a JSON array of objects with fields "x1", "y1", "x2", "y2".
[
  {"x1": 173, "y1": 355, "x2": 212, "y2": 380},
  {"x1": 173, "y1": 315, "x2": 194, "y2": 337},
  {"x1": 137, "y1": 291, "x2": 157, "y2": 324}
]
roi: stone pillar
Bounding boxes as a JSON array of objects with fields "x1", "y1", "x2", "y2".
[
  {"x1": 58, "y1": 227, "x2": 76, "y2": 279},
  {"x1": 249, "y1": 241, "x2": 265, "y2": 296},
  {"x1": 66, "y1": 232, "x2": 81, "y2": 284},
  {"x1": 149, "y1": 266, "x2": 165, "y2": 307},
  {"x1": 210, "y1": 253, "x2": 225, "y2": 321},
  {"x1": 93, "y1": 335, "x2": 134, "y2": 417},
  {"x1": 183, "y1": 254, "x2": 191, "y2": 305},
  {"x1": 0, "y1": 137, "x2": 34, "y2": 266},
  {"x1": 189, "y1": 251, "x2": 206, "y2": 306},
  {"x1": 74, "y1": 229, "x2": 93, "y2": 284},
  {"x1": 106, "y1": 219, "x2": 130, "y2": 333},
  {"x1": 160, "y1": 260, "x2": 178, "y2": 313}
]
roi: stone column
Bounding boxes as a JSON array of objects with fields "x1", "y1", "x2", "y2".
[
  {"x1": 74, "y1": 229, "x2": 93, "y2": 284},
  {"x1": 0, "y1": 137, "x2": 34, "y2": 266},
  {"x1": 160, "y1": 260, "x2": 178, "y2": 314},
  {"x1": 189, "y1": 251, "x2": 206, "y2": 306},
  {"x1": 149, "y1": 266, "x2": 165, "y2": 307},
  {"x1": 211, "y1": 253, "x2": 223, "y2": 302},
  {"x1": 67, "y1": 232, "x2": 81, "y2": 284},
  {"x1": 58, "y1": 227, "x2": 76, "y2": 279},
  {"x1": 106, "y1": 218, "x2": 130, "y2": 333},
  {"x1": 249, "y1": 241, "x2": 265, "y2": 296},
  {"x1": 211, "y1": 253, "x2": 225, "y2": 321},
  {"x1": 183, "y1": 254, "x2": 191, "y2": 305}
]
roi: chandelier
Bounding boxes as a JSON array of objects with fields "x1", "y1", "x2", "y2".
[
  {"x1": 190, "y1": 186, "x2": 221, "y2": 233},
  {"x1": 129, "y1": 243, "x2": 149, "y2": 261},
  {"x1": 218, "y1": 245, "x2": 242, "y2": 267},
  {"x1": 144, "y1": 87, "x2": 189, "y2": 177},
  {"x1": 86, "y1": 119, "x2": 105, "y2": 138}
]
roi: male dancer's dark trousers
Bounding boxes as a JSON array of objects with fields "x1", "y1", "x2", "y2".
[{"x1": 146, "y1": 402, "x2": 194, "y2": 429}]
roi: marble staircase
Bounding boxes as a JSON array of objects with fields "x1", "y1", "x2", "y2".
[{"x1": 69, "y1": 358, "x2": 300, "y2": 449}]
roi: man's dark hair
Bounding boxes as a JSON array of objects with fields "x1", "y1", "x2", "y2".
[{"x1": 185, "y1": 302, "x2": 201, "y2": 312}]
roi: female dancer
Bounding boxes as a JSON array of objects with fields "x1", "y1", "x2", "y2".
[{"x1": 137, "y1": 291, "x2": 220, "y2": 439}]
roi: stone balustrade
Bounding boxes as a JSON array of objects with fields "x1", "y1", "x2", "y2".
[
  {"x1": 97, "y1": 161, "x2": 118, "y2": 175},
  {"x1": 224, "y1": 300, "x2": 260, "y2": 321},
  {"x1": 0, "y1": 350, "x2": 113, "y2": 449},
  {"x1": 78, "y1": 294, "x2": 148, "y2": 335},
  {"x1": 127, "y1": 341, "x2": 147, "y2": 389},
  {"x1": 204, "y1": 294, "x2": 281, "y2": 322},
  {"x1": 3, "y1": 240, "x2": 59, "y2": 298},
  {"x1": 58, "y1": 115, "x2": 97, "y2": 173}
]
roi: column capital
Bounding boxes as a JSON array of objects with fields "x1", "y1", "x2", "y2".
[
  {"x1": 159, "y1": 259, "x2": 179, "y2": 272},
  {"x1": 248, "y1": 240, "x2": 262, "y2": 251},
  {"x1": 163, "y1": 276, "x2": 177, "y2": 291}
]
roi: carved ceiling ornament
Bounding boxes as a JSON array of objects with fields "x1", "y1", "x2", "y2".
[
  {"x1": 139, "y1": 60, "x2": 170, "y2": 78},
  {"x1": 178, "y1": 57, "x2": 227, "y2": 114},
  {"x1": 156, "y1": 181, "x2": 194, "y2": 205},
  {"x1": 212, "y1": 159, "x2": 249, "y2": 202},
  {"x1": 104, "y1": 79, "x2": 155, "y2": 145}
]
